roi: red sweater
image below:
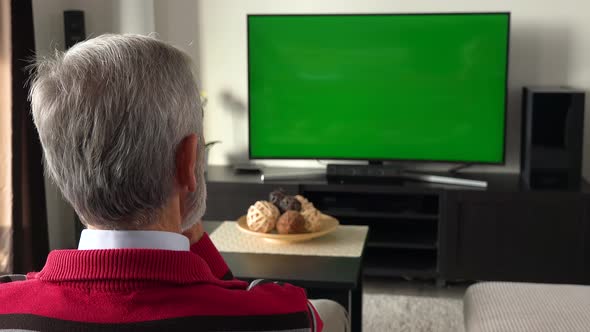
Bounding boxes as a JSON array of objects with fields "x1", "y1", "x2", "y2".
[{"x1": 0, "y1": 233, "x2": 323, "y2": 331}]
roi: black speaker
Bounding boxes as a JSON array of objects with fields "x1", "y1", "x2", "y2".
[
  {"x1": 521, "y1": 87, "x2": 585, "y2": 190},
  {"x1": 64, "y1": 10, "x2": 85, "y2": 49}
]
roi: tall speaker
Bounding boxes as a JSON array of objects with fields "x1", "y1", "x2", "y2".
[
  {"x1": 64, "y1": 10, "x2": 85, "y2": 49},
  {"x1": 521, "y1": 87, "x2": 585, "y2": 189}
]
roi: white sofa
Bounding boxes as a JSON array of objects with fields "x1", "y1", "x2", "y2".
[{"x1": 464, "y1": 282, "x2": 590, "y2": 332}]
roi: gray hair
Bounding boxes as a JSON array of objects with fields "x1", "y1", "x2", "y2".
[{"x1": 29, "y1": 34, "x2": 206, "y2": 230}]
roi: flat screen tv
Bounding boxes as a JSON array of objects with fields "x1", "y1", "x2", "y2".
[{"x1": 248, "y1": 13, "x2": 510, "y2": 164}]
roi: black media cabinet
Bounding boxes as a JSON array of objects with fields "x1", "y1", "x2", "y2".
[{"x1": 204, "y1": 166, "x2": 590, "y2": 284}]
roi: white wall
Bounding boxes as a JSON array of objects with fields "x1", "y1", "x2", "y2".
[
  {"x1": 197, "y1": 0, "x2": 590, "y2": 176},
  {"x1": 154, "y1": 0, "x2": 200, "y2": 82},
  {"x1": 33, "y1": 0, "x2": 117, "y2": 55},
  {"x1": 115, "y1": 0, "x2": 154, "y2": 34}
]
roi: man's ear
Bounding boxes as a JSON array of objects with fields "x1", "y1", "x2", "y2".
[{"x1": 176, "y1": 134, "x2": 198, "y2": 192}]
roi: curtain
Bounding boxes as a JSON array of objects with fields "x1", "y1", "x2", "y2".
[
  {"x1": 8, "y1": 0, "x2": 49, "y2": 273},
  {"x1": 0, "y1": 0, "x2": 12, "y2": 273}
]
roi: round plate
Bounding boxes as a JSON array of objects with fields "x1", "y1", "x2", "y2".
[{"x1": 236, "y1": 214, "x2": 339, "y2": 244}]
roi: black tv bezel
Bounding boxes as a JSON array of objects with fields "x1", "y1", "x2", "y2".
[{"x1": 246, "y1": 12, "x2": 511, "y2": 165}]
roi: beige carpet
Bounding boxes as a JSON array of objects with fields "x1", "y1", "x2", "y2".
[{"x1": 363, "y1": 293, "x2": 464, "y2": 332}]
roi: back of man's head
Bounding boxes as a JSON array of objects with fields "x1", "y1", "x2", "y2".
[{"x1": 30, "y1": 34, "x2": 206, "y2": 230}]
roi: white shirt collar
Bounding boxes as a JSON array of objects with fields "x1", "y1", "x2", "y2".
[{"x1": 78, "y1": 229, "x2": 190, "y2": 251}]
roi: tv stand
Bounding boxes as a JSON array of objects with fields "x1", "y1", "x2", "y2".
[
  {"x1": 326, "y1": 164, "x2": 487, "y2": 188},
  {"x1": 204, "y1": 166, "x2": 590, "y2": 285}
]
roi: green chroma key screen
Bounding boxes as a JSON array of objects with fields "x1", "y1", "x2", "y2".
[{"x1": 248, "y1": 13, "x2": 509, "y2": 163}]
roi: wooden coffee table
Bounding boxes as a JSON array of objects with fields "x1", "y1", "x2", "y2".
[{"x1": 204, "y1": 221, "x2": 368, "y2": 332}]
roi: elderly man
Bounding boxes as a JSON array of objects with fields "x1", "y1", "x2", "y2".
[{"x1": 0, "y1": 34, "x2": 348, "y2": 331}]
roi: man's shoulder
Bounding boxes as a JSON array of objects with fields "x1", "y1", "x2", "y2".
[
  {"x1": 0, "y1": 278, "x2": 316, "y2": 331},
  {"x1": 0, "y1": 275, "x2": 44, "y2": 312},
  {"x1": 0, "y1": 274, "x2": 27, "y2": 284},
  {"x1": 0, "y1": 274, "x2": 33, "y2": 292},
  {"x1": 0, "y1": 275, "x2": 42, "y2": 295},
  {"x1": 186, "y1": 279, "x2": 310, "y2": 315},
  {"x1": 0, "y1": 275, "x2": 49, "y2": 300}
]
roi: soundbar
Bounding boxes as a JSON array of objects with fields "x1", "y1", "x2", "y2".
[
  {"x1": 326, "y1": 164, "x2": 487, "y2": 188},
  {"x1": 260, "y1": 169, "x2": 326, "y2": 181},
  {"x1": 327, "y1": 164, "x2": 403, "y2": 178}
]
